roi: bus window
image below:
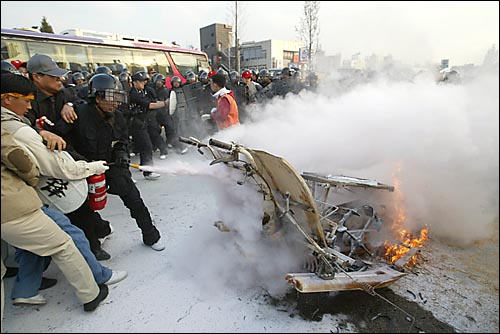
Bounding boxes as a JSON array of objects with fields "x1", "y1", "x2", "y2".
[
  {"x1": 131, "y1": 50, "x2": 172, "y2": 77},
  {"x1": 26, "y1": 41, "x2": 59, "y2": 62},
  {"x1": 129, "y1": 63, "x2": 147, "y2": 74},
  {"x1": 88, "y1": 46, "x2": 134, "y2": 73},
  {"x1": 24, "y1": 41, "x2": 72, "y2": 72},
  {"x1": 195, "y1": 55, "x2": 211, "y2": 74},
  {"x1": 64, "y1": 44, "x2": 90, "y2": 72},
  {"x1": 1, "y1": 39, "x2": 30, "y2": 63}
]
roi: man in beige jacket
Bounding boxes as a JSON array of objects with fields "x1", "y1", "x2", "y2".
[{"x1": 0, "y1": 73, "x2": 108, "y2": 320}]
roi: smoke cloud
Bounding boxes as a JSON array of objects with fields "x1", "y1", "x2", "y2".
[
  {"x1": 169, "y1": 167, "x2": 308, "y2": 296},
  {"x1": 214, "y1": 71, "x2": 499, "y2": 246},
  {"x1": 168, "y1": 70, "x2": 498, "y2": 297}
]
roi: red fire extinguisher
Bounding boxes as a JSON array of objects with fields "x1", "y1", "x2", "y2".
[{"x1": 87, "y1": 173, "x2": 107, "y2": 210}]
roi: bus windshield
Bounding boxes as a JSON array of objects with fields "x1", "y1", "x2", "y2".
[{"x1": 170, "y1": 51, "x2": 210, "y2": 77}]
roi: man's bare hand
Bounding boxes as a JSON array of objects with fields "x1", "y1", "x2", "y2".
[
  {"x1": 39, "y1": 130, "x2": 66, "y2": 152},
  {"x1": 61, "y1": 104, "x2": 78, "y2": 123}
]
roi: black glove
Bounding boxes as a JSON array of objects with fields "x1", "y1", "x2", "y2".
[
  {"x1": 115, "y1": 156, "x2": 130, "y2": 168},
  {"x1": 112, "y1": 148, "x2": 130, "y2": 168},
  {"x1": 129, "y1": 103, "x2": 143, "y2": 115}
]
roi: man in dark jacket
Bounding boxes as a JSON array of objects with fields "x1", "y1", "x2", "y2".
[
  {"x1": 61, "y1": 73, "x2": 165, "y2": 251},
  {"x1": 25, "y1": 54, "x2": 113, "y2": 260}
]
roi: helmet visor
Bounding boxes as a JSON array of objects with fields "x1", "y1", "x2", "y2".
[{"x1": 100, "y1": 89, "x2": 128, "y2": 104}]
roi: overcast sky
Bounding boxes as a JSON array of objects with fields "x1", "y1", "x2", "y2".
[{"x1": 1, "y1": 1, "x2": 498, "y2": 66}]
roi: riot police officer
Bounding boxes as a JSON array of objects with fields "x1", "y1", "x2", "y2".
[
  {"x1": 62, "y1": 73, "x2": 165, "y2": 251},
  {"x1": 1, "y1": 60, "x2": 20, "y2": 74},
  {"x1": 169, "y1": 76, "x2": 189, "y2": 153},
  {"x1": 258, "y1": 69, "x2": 272, "y2": 88},
  {"x1": 128, "y1": 70, "x2": 168, "y2": 179},
  {"x1": 153, "y1": 73, "x2": 176, "y2": 150}
]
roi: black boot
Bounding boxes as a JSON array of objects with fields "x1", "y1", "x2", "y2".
[
  {"x1": 92, "y1": 247, "x2": 111, "y2": 261},
  {"x1": 39, "y1": 277, "x2": 57, "y2": 290},
  {"x1": 142, "y1": 227, "x2": 160, "y2": 246},
  {"x1": 4, "y1": 266, "x2": 18, "y2": 278},
  {"x1": 84, "y1": 284, "x2": 109, "y2": 312}
]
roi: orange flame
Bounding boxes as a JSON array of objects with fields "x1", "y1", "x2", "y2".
[
  {"x1": 384, "y1": 227, "x2": 428, "y2": 266},
  {"x1": 384, "y1": 162, "x2": 429, "y2": 267}
]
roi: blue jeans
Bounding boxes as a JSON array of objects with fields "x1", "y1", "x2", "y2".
[{"x1": 11, "y1": 206, "x2": 112, "y2": 299}]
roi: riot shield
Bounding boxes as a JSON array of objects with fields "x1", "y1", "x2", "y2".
[
  {"x1": 182, "y1": 82, "x2": 202, "y2": 115},
  {"x1": 169, "y1": 90, "x2": 177, "y2": 115},
  {"x1": 173, "y1": 87, "x2": 188, "y2": 121},
  {"x1": 272, "y1": 78, "x2": 293, "y2": 97}
]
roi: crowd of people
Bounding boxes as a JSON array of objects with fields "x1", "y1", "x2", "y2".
[{"x1": 0, "y1": 55, "x2": 320, "y2": 324}]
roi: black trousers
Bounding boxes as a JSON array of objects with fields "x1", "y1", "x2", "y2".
[
  {"x1": 106, "y1": 167, "x2": 160, "y2": 245},
  {"x1": 66, "y1": 201, "x2": 111, "y2": 252},
  {"x1": 130, "y1": 113, "x2": 167, "y2": 170},
  {"x1": 157, "y1": 110, "x2": 179, "y2": 147}
]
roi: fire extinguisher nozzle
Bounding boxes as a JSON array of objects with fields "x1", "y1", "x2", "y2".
[{"x1": 129, "y1": 163, "x2": 141, "y2": 169}]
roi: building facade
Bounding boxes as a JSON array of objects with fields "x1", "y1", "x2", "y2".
[
  {"x1": 200, "y1": 23, "x2": 233, "y2": 70},
  {"x1": 200, "y1": 23, "x2": 303, "y2": 72},
  {"x1": 239, "y1": 39, "x2": 304, "y2": 71}
]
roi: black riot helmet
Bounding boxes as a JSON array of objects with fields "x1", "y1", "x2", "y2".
[
  {"x1": 259, "y1": 69, "x2": 270, "y2": 79},
  {"x1": 81, "y1": 70, "x2": 92, "y2": 81},
  {"x1": 119, "y1": 71, "x2": 130, "y2": 82},
  {"x1": 153, "y1": 73, "x2": 166, "y2": 86},
  {"x1": 307, "y1": 71, "x2": 318, "y2": 81},
  {"x1": 108, "y1": 63, "x2": 124, "y2": 75},
  {"x1": 88, "y1": 73, "x2": 127, "y2": 104},
  {"x1": 185, "y1": 71, "x2": 196, "y2": 83},
  {"x1": 95, "y1": 66, "x2": 112, "y2": 75},
  {"x1": 281, "y1": 67, "x2": 291, "y2": 78},
  {"x1": 229, "y1": 70, "x2": 240, "y2": 82},
  {"x1": 151, "y1": 72, "x2": 161, "y2": 83},
  {"x1": 72, "y1": 72, "x2": 85, "y2": 83},
  {"x1": 216, "y1": 68, "x2": 227, "y2": 76},
  {"x1": 131, "y1": 70, "x2": 150, "y2": 82},
  {"x1": 170, "y1": 76, "x2": 182, "y2": 86},
  {"x1": 216, "y1": 68, "x2": 229, "y2": 83},
  {"x1": 198, "y1": 70, "x2": 208, "y2": 83},
  {"x1": 1, "y1": 60, "x2": 20, "y2": 74}
]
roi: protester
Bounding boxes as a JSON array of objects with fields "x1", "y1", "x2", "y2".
[
  {"x1": 201, "y1": 73, "x2": 240, "y2": 131},
  {"x1": 1, "y1": 73, "x2": 108, "y2": 315}
]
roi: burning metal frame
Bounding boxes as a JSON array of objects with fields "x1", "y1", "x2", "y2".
[{"x1": 180, "y1": 136, "x2": 423, "y2": 297}]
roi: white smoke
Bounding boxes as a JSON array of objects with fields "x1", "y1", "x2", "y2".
[
  {"x1": 213, "y1": 71, "x2": 499, "y2": 246},
  {"x1": 168, "y1": 70, "x2": 498, "y2": 296},
  {"x1": 169, "y1": 166, "x2": 307, "y2": 297}
]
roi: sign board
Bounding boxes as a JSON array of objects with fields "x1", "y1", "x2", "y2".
[
  {"x1": 440, "y1": 59, "x2": 449, "y2": 70},
  {"x1": 299, "y1": 48, "x2": 309, "y2": 62}
]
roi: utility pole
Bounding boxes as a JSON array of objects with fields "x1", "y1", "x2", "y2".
[
  {"x1": 235, "y1": 1, "x2": 240, "y2": 72},
  {"x1": 228, "y1": 31, "x2": 232, "y2": 70}
]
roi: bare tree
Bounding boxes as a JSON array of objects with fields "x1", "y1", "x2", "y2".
[
  {"x1": 40, "y1": 16, "x2": 54, "y2": 33},
  {"x1": 295, "y1": 1, "x2": 320, "y2": 68}
]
